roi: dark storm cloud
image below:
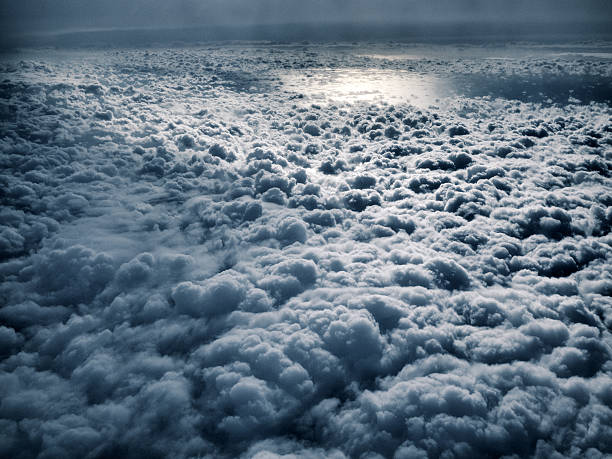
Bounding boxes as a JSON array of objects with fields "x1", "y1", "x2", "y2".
[{"x1": 1, "y1": 0, "x2": 611, "y2": 34}]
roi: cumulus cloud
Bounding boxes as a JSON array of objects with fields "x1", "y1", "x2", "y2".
[{"x1": 0, "y1": 39, "x2": 611, "y2": 459}]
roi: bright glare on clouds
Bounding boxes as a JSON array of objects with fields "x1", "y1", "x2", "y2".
[
  {"x1": 281, "y1": 69, "x2": 447, "y2": 106},
  {"x1": 0, "y1": 40, "x2": 611, "y2": 458}
]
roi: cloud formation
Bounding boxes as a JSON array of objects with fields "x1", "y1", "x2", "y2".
[{"x1": 0, "y1": 41, "x2": 611, "y2": 458}]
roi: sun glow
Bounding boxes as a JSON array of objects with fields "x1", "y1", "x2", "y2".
[{"x1": 282, "y1": 68, "x2": 447, "y2": 107}]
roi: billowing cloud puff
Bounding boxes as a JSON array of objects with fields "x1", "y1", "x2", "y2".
[{"x1": 172, "y1": 271, "x2": 249, "y2": 317}]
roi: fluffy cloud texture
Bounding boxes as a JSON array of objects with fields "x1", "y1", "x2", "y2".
[{"x1": 0, "y1": 42, "x2": 611, "y2": 458}]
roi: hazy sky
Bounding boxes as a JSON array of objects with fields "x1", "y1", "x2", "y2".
[{"x1": 1, "y1": 0, "x2": 611, "y2": 34}]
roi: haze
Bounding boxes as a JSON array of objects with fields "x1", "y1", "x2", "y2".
[{"x1": 2, "y1": 0, "x2": 611, "y2": 35}]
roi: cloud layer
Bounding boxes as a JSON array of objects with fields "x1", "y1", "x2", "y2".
[{"x1": 0, "y1": 43, "x2": 611, "y2": 458}]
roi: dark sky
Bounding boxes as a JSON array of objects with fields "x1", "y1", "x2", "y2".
[{"x1": 2, "y1": 0, "x2": 611, "y2": 34}]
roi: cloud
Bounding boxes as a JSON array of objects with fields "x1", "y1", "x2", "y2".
[
  {"x1": 172, "y1": 271, "x2": 249, "y2": 317},
  {"x1": 0, "y1": 40, "x2": 611, "y2": 459}
]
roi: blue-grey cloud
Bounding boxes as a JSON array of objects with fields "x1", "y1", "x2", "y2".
[{"x1": 0, "y1": 39, "x2": 611, "y2": 459}]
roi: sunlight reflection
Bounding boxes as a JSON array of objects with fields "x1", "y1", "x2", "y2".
[{"x1": 282, "y1": 69, "x2": 448, "y2": 107}]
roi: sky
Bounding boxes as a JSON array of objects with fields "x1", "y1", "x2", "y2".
[{"x1": 1, "y1": 0, "x2": 611, "y2": 35}]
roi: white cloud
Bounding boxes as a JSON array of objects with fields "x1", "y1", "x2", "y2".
[{"x1": 0, "y1": 41, "x2": 611, "y2": 459}]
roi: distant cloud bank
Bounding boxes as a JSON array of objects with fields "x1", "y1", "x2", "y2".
[{"x1": 1, "y1": 0, "x2": 611, "y2": 36}]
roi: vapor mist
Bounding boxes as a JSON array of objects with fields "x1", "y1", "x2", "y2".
[{"x1": 1, "y1": 0, "x2": 611, "y2": 35}]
